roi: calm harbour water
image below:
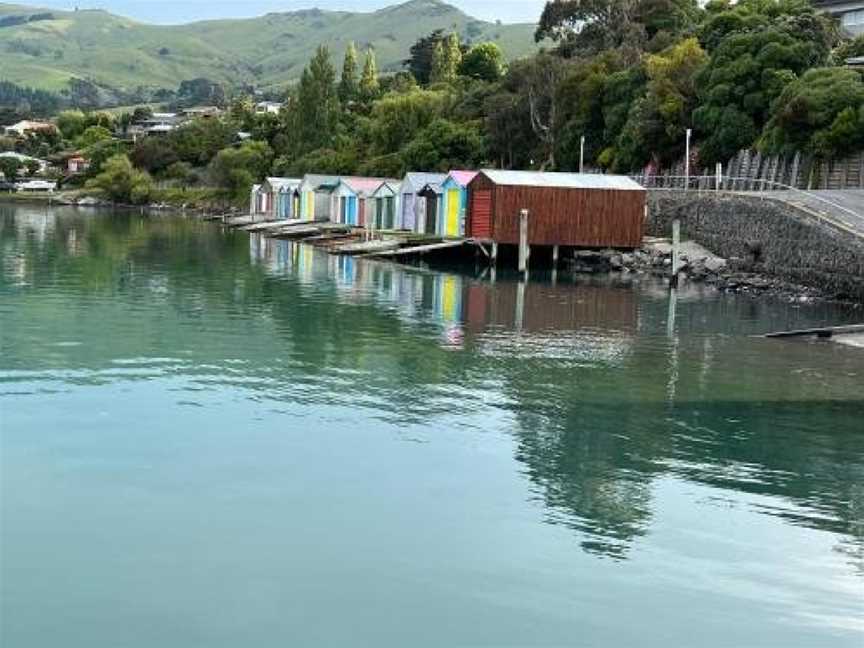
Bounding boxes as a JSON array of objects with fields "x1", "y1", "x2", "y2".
[{"x1": 1, "y1": 205, "x2": 863, "y2": 647}]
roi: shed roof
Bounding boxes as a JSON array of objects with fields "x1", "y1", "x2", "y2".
[
  {"x1": 372, "y1": 181, "x2": 399, "y2": 197},
  {"x1": 401, "y1": 172, "x2": 447, "y2": 191},
  {"x1": 264, "y1": 176, "x2": 301, "y2": 191},
  {"x1": 447, "y1": 170, "x2": 478, "y2": 187},
  {"x1": 341, "y1": 176, "x2": 400, "y2": 196},
  {"x1": 478, "y1": 170, "x2": 645, "y2": 191},
  {"x1": 301, "y1": 174, "x2": 341, "y2": 190},
  {"x1": 418, "y1": 182, "x2": 444, "y2": 195}
]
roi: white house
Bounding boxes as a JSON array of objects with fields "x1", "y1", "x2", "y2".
[
  {"x1": 0, "y1": 152, "x2": 49, "y2": 175},
  {"x1": 255, "y1": 101, "x2": 284, "y2": 115}
]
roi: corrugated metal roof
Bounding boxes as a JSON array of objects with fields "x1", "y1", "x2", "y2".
[
  {"x1": 447, "y1": 170, "x2": 478, "y2": 187},
  {"x1": 301, "y1": 174, "x2": 341, "y2": 189},
  {"x1": 372, "y1": 181, "x2": 399, "y2": 197},
  {"x1": 479, "y1": 170, "x2": 645, "y2": 191},
  {"x1": 264, "y1": 177, "x2": 302, "y2": 191},
  {"x1": 341, "y1": 176, "x2": 401, "y2": 196},
  {"x1": 401, "y1": 172, "x2": 447, "y2": 191}
]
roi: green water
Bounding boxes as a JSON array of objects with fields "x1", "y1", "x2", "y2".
[{"x1": 1, "y1": 205, "x2": 863, "y2": 647}]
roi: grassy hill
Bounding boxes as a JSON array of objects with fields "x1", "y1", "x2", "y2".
[{"x1": 0, "y1": 0, "x2": 538, "y2": 94}]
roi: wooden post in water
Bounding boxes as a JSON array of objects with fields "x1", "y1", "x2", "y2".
[
  {"x1": 551, "y1": 244, "x2": 559, "y2": 284},
  {"x1": 671, "y1": 219, "x2": 681, "y2": 288},
  {"x1": 515, "y1": 279, "x2": 526, "y2": 332},
  {"x1": 518, "y1": 209, "x2": 529, "y2": 274}
]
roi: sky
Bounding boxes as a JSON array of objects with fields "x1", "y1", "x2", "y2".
[{"x1": 33, "y1": 1, "x2": 546, "y2": 24}]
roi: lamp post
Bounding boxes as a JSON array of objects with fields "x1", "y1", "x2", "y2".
[
  {"x1": 579, "y1": 135, "x2": 585, "y2": 173},
  {"x1": 684, "y1": 128, "x2": 692, "y2": 190}
]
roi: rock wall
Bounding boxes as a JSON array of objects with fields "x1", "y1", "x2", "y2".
[{"x1": 647, "y1": 192, "x2": 864, "y2": 302}]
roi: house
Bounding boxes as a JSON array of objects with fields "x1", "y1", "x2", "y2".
[
  {"x1": 397, "y1": 172, "x2": 447, "y2": 232},
  {"x1": 370, "y1": 181, "x2": 399, "y2": 230},
  {"x1": 260, "y1": 177, "x2": 302, "y2": 220},
  {"x1": 812, "y1": 0, "x2": 864, "y2": 35},
  {"x1": 297, "y1": 174, "x2": 341, "y2": 221},
  {"x1": 65, "y1": 153, "x2": 89, "y2": 175},
  {"x1": 333, "y1": 177, "x2": 398, "y2": 226},
  {"x1": 439, "y1": 171, "x2": 478, "y2": 237},
  {"x1": 3, "y1": 120, "x2": 56, "y2": 137},
  {"x1": 0, "y1": 152, "x2": 49, "y2": 175},
  {"x1": 255, "y1": 101, "x2": 284, "y2": 115},
  {"x1": 466, "y1": 170, "x2": 645, "y2": 249},
  {"x1": 129, "y1": 113, "x2": 180, "y2": 139},
  {"x1": 181, "y1": 106, "x2": 223, "y2": 120},
  {"x1": 417, "y1": 182, "x2": 445, "y2": 235}
]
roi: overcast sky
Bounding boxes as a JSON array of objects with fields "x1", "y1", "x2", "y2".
[{"x1": 36, "y1": 1, "x2": 545, "y2": 24}]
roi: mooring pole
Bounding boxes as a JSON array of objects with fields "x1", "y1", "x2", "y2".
[
  {"x1": 515, "y1": 278, "x2": 526, "y2": 332},
  {"x1": 671, "y1": 219, "x2": 681, "y2": 288},
  {"x1": 551, "y1": 244, "x2": 559, "y2": 284},
  {"x1": 518, "y1": 209, "x2": 529, "y2": 274},
  {"x1": 715, "y1": 162, "x2": 723, "y2": 192}
]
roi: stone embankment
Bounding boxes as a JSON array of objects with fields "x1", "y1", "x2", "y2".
[{"x1": 643, "y1": 191, "x2": 864, "y2": 303}]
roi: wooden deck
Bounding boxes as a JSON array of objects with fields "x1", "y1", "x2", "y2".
[{"x1": 764, "y1": 324, "x2": 864, "y2": 339}]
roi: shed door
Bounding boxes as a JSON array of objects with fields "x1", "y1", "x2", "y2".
[
  {"x1": 425, "y1": 195, "x2": 438, "y2": 234},
  {"x1": 306, "y1": 192, "x2": 314, "y2": 220},
  {"x1": 446, "y1": 189, "x2": 460, "y2": 237},
  {"x1": 470, "y1": 190, "x2": 492, "y2": 239},
  {"x1": 385, "y1": 197, "x2": 395, "y2": 229},
  {"x1": 358, "y1": 198, "x2": 366, "y2": 226},
  {"x1": 348, "y1": 196, "x2": 357, "y2": 225}
]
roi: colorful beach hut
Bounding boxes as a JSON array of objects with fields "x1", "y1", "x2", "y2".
[
  {"x1": 334, "y1": 177, "x2": 398, "y2": 226},
  {"x1": 261, "y1": 177, "x2": 301, "y2": 220},
  {"x1": 371, "y1": 181, "x2": 399, "y2": 230},
  {"x1": 298, "y1": 174, "x2": 340, "y2": 221},
  {"x1": 417, "y1": 182, "x2": 444, "y2": 235},
  {"x1": 440, "y1": 171, "x2": 477, "y2": 237},
  {"x1": 397, "y1": 172, "x2": 447, "y2": 232}
]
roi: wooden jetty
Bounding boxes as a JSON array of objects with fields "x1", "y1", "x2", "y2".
[
  {"x1": 241, "y1": 219, "x2": 303, "y2": 232},
  {"x1": 764, "y1": 324, "x2": 864, "y2": 339},
  {"x1": 362, "y1": 239, "x2": 469, "y2": 258}
]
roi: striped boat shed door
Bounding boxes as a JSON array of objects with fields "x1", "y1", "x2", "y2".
[
  {"x1": 425, "y1": 194, "x2": 438, "y2": 234},
  {"x1": 348, "y1": 196, "x2": 357, "y2": 225},
  {"x1": 470, "y1": 190, "x2": 492, "y2": 239},
  {"x1": 402, "y1": 193, "x2": 414, "y2": 230}
]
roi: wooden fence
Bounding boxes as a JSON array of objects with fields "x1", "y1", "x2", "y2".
[{"x1": 632, "y1": 150, "x2": 864, "y2": 190}]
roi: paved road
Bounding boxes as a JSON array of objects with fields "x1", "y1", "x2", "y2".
[{"x1": 755, "y1": 189, "x2": 864, "y2": 239}]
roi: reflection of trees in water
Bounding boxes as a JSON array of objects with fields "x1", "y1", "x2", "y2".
[{"x1": 4, "y1": 208, "x2": 863, "y2": 567}]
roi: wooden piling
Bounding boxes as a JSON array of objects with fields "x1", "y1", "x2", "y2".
[
  {"x1": 518, "y1": 209, "x2": 529, "y2": 274},
  {"x1": 670, "y1": 219, "x2": 681, "y2": 288}
]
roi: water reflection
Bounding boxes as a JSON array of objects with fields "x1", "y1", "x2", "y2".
[{"x1": 2, "y1": 206, "x2": 863, "y2": 571}]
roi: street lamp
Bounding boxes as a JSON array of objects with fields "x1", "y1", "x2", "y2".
[{"x1": 684, "y1": 128, "x2": 692, "y2": 190}]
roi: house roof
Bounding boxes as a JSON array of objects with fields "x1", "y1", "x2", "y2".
[
  {"x1": 446, "y1": 170, "x2": 479, "y2": 187},
  {"x1": 0, "y1": 151, "x2": 46, "y2": 164},
  {"x1": 418, "y1": 182, "x2": 444, "y2": 195},
  {"x1": 478, "y1": 170, "x2": 645, "y2": 191},
  {"x1": 401, "y1": 172, "x2": 447, "y2": 191}
]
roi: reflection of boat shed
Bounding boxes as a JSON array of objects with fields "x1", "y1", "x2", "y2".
[{"x1": 467, "y1": 170, "x2": 645, "y2": 249}]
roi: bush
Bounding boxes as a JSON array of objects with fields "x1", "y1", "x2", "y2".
[{"x1": 86, "y1": 154, "x2": 154, "y2": 204}]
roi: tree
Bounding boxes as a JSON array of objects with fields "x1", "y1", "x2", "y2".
[
  {"x1": 368, "y1": 89, "x2": 448, "y2": 154},
  {"x1": 130, "y1": 137, "x2": 179, "y2": 175},
  {"x1": 359, "y1": 48, "x2": 380, "y2": 103},
  {"x1": 430, "y1": 40, "x2": 448, "y2": 84},
  {"x1": 404, "y1": 30, "x2": 447, "y2": 85},
  {"x1": 77, "y1": 125, "x2": 113, "y2": 149},
  {"x1": 86, "y1": 154, "x2": 154, "y2": 204},
  {"x1": 760, "y1": 68, "x2": 864, "y2": 157},
  {"x1": 443, "y1": 33, "x2": 463, "y2": 83},
  {"x1": 56, "y1": 110, "x2": 87, "y2": 140},
  {"x1": 288, "y1": 45, "x2": 339, "y2": 155},
  {"x1": 339, "y1": 42, "x2": 359, "y2": 104},
  {"x1": 0, "y1": 157, "x2": 21, "y2": 180},
  {"x1": 460, "y1": 42, "x2": 507, "y2": 81},
  {"x1": 209, "y1": 140, "x2": 273, "y2": 202},
  {"x1": 400, "y1": 118, "x2": 486, "y2": 171},
  {"x1": 24, "y1": 159, "x2": 41, "y2": 176}
]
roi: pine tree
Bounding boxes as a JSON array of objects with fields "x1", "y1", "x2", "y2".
[
  {"x1": 339, "y1": 42, "x2": 358, "y2": 103},
  {"x1": 430, "y1": 40, "x2": 447, "y2": 84},
  {"x1": 359, "y1": 48, "x2": 380, "y2": 103}
]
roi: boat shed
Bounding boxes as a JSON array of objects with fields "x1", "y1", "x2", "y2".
[
  {"x1": 467, "y1": 170, "x2": 646, "y2": 248},
  {"x1": 397, "y1": 172, "x2": 447, "y2": 232},
  {"x1": 334, "y1": 177, "x2": 398, "y2": 226},
  {"x1": 417, "y1": 182, "x2": 444, "y2": 235},
  {"x1": 441, "y1": 171, "x2": 477, "y2": 237},
  {"x1": 261, "y1": 177, "x2": 301, "y2": 220},
  {"x1": 298, "y1": 174, "x2": 340, "y2": 221},
  {"x1": 370, "y1": 181, "x2": 399, "y2": 230}
]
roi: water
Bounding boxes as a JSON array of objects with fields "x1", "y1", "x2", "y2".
[{"x1": 1, "y1": 205, "x2": 863, "y2": 647}]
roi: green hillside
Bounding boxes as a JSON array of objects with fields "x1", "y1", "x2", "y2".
[{"x1": 0, "y1": 0, "x2": 537, "y2": 93}]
